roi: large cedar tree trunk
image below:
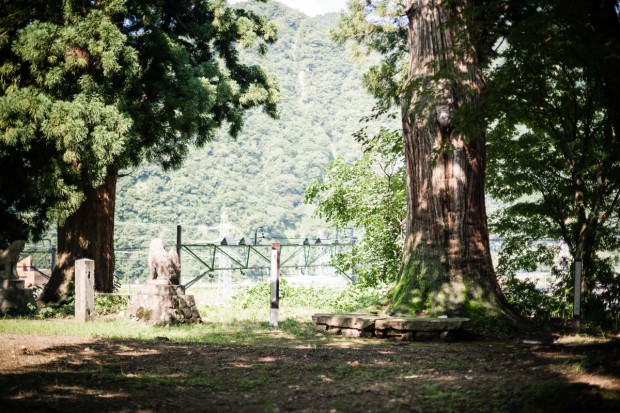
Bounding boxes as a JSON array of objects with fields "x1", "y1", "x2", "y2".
[
  {"x1": 391, "y1": 0, "x2": 517, "y2": 320},
  {"x1": 38, "y1": 171, "x2": 117, "y2": 305}
]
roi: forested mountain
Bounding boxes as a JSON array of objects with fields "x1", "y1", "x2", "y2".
[{"x1": 114, "y1": 1, "x2": 393, "y2": 280}]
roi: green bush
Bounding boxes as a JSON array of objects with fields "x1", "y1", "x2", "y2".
[
  {"x1": 95, "y1": 294, "x2": 129, "y2": 315},
  {"x1": 30, "y1": 282, "x2": 75, "y2": 319},
  {"x1": 231, "y1": 279, "x2": 390, "y2": 313},
  {"x1": 499, "y1": 275, "x2": 571, "y2": 324}
]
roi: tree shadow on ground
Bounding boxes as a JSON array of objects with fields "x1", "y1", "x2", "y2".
[{"x1": 1, "y1": 331, "x2": 619, "y2": 412}]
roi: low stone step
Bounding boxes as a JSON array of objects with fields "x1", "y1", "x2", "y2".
[
  {"x1": 312, "y1": 313, "x2": 469, "y2": 342},
  {"x1": 374, "y1": 317, "x2": 470, "y2": 332},
  {"x1": 311, "y1": 313, "x2": 385, "y2": 331}
]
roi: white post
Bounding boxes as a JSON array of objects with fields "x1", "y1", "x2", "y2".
[
  {"x1": 269, "y1": 243, "x2": 280, "y2": 327},
  {"x1": 573, "y1": 260, "x2": 582, "y2": 333},
  {"x1": 75, "y1": 258, "x2": 95, "y2": 322}
]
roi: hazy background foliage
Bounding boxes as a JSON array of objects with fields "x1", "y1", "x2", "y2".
[{"x1": 111, "y1": 1, "x2": 398, "y2": 283}]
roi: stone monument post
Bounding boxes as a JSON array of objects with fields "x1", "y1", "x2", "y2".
[{"x1": 75, "y1": 258, "x2": 95, "y2": 322}]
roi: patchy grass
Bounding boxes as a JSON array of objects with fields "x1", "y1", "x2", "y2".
[
  {"x1": 0, "y1": 306, "x2": 323, "y2": 346},
  {"x1": 1, "y1": 308, "x2": 619, "y2": 412}
]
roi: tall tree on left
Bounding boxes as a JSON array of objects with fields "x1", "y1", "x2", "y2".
[{"x1": 0, "y1": 0, "x2": 279, "y2": 305}]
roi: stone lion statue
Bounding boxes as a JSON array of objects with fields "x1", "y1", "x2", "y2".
[
  {"x1": 148, "y1": 238, "x2": 180, "y2": 284},
  {"x1": 0, "y1": 240, "x2": 26, "y2": 279}
]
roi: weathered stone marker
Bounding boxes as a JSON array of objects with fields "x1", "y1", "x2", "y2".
[{"x1": 75, "y1": 258, "x2": 95, "y2": 322}]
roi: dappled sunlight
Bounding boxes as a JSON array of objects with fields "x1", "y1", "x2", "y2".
[
  {"x1": 433, "y1": 281, "x2": 466, "y2": 312},
  {"x1": 559, "y1": 373, "x2": 620, "y2": 392},
  {"x1": 2, "y1": 325, "x2": 619, "y2": 412},
  {"x1": 256, "y1": 356, "x2": 278, "y2": 363},
  {"x1": 533, "y1": 347, "x2": 620, "y2": 392},
  {"x1": 114, "y1": 348, "x2": 160, "y2": 357},
  {"x1": 323, "y1": 339, "x2": 366, "y2": 349},
  {"x1": 230, "y1": 362, "x2": 255, "y2": 369},
  {"x1": 9, "y1": 385, "x2": 128, "y2": 401}
]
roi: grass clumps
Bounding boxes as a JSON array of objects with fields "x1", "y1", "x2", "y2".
[{"x1": 230, "y1": 278, "x2": 390, "y2": 313}]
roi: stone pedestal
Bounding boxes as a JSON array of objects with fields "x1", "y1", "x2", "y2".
[
  {"x1": 0, "y1": 275, "x2": 34, "y2": 315},
  {"x1": 1, "y1": 240, "x2": 34, "y2": 314},
  {"x1": 127, "y1": 279, "x2": 201, "y2": 325}
]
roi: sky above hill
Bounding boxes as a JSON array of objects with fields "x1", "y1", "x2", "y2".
[{"x1": 228, "y1": 0, "x2": 349, "y2": 16}]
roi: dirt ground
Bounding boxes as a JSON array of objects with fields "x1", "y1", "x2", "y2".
[{"x1": 1, "y1": 327, "x2": 620, "y2": 413}]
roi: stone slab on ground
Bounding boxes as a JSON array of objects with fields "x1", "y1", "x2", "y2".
[
  {"x1": 312, "y1": 313, "x2": 385, "y2": 331},
  {"x1": 312, "y1": 313, "x2": 469, "y2": 341},
  {"x1": 374, "y1": 317, "x2": 470, "y2": 332}
]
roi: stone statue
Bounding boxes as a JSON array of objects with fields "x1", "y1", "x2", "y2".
[
  {"x1": 148, "y1": 238, "x2": 180, "y2": 285},
  {"x1": 0, "y1": 240, "x2": 26, "y2": 279},
  {"x1": 128, "y1": 238, "x2": 200, "y2": 325}
]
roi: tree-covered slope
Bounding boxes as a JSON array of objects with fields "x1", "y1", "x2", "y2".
[{"x1": 114, "y1": 1, "x2": 385, "y2": 273}]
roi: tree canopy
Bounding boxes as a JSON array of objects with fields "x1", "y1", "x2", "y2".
[
  {"x1": 485, "y1": 0, "x2": 620, "y2": 325},
  {"x1": 112, "y1": 2, "x2": 383, "y2": 254},
  {"x1": 0, "y1": 0, "x2": 280, "y2": 248}
]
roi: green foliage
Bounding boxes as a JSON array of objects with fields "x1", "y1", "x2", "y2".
[
  {"x1": 231, "y1": 279, "x2": 390, "y2": 313},
  {"x1": 0, "y1": 1, "x2": 136, "y2": 245},
  {"x1": 332, "y1": 0, "x2": 408, "y2": 112},
  {"x1": 485, "y1": 0, "x2": 620, "y2": 327},
  {"x1": 34, "y1": 302, "x2": 75, "y2": 319},
  {"x1": 0, "y1": 0, "x2": 280, "y2": 245},
  {"x1": 95, "y1": 294, "x2": 129, "y2": 315},
  {"x1": 31, "y1": 282, "x2": 76, "y2": 319},
  {"x1": 496, "y1": 239, "x2": 620, "y2": 329},
  {"x1": 305, "y1": 129, "x2": 405, "y2": 286},
  {"x1": 499, "y1": 276, "x2": 572, "y2": 324},
  {"x1": 112, "y1": 2, "x2": 392, "y2": 283}
]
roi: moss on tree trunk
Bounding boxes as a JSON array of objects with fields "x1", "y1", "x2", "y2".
[{"x1": 390, "y1": 0, "x2": 519, "y2": 324}]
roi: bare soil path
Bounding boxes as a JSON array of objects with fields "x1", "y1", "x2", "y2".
[{"x1": 1, "y1": 324, "x2": 619, "y2": 412}]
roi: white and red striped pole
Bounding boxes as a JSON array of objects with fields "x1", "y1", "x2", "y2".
[{"x1": 269, "y1": 242, "x2": 281, "y2": 327}]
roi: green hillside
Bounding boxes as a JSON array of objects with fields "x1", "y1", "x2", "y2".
[{"x1": 113, "y1": 1, "x2": 394, "y2": 282}]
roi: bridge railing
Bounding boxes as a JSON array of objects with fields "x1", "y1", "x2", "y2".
[{"x1": 179, "y1": 242, "x2": 356, "y2": 288}]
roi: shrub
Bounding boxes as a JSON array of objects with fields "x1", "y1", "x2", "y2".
[
  {"x1": 231, "y1": 279, "x2": 390, "y2": 313},
  {"x1": 95, "y1": 294, "x2": 129, "y2": 315}
]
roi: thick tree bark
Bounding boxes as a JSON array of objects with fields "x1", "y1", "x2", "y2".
[
  {"x1": 392, "y1": 0, "x2": 517, "y2": 320},
  {"x1": 588, "y1": 0, "x2": 620, "y2": 143},
  {"x1": 38, "y1": 171, "x2": 117, "y2": 305}
]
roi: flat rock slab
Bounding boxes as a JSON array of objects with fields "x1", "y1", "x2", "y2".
[
  {"x1": 312, "y1": 313, "x2": 385, "y2": 331},
  {"x1": 312, "y1": 313, "x2": 470, "y2": 341},
  {"x1": 375, "y1": 317, "x2": 470, "y2": 332}
]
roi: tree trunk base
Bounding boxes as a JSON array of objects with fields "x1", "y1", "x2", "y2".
[
  {"x1": 38, "y1": 171, "x2": 117, "y2": 306},
  {"x1": 389, "y1": 248, "x2": 522, "y2": 328}
]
